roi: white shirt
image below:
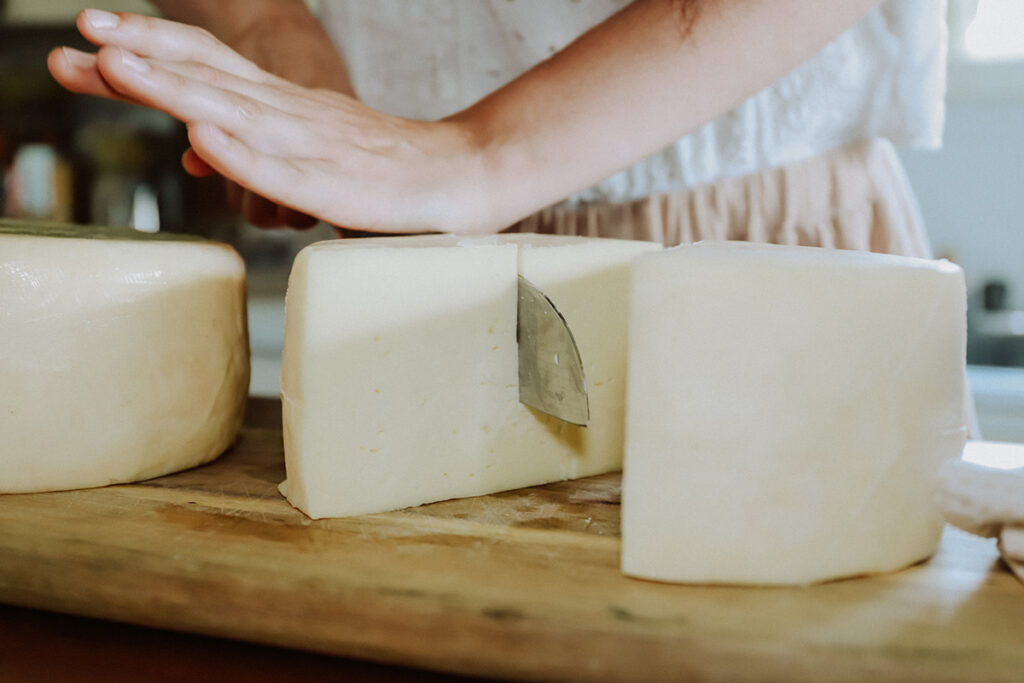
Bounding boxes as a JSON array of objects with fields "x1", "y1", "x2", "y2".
[{"x1": 320, "y1": 0, "x2": 947, "y2": 206}]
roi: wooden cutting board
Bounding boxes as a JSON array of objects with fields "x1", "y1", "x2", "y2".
[{"x1": 0, "y1": 398, "x2": 1021, "y2": 682}]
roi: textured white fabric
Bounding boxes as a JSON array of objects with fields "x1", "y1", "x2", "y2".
[
  {"x1": 320, "y1": 0, "x2": 947, "y2": 206},
  {"x1": 936, "y1": 443, "x2": 1024, "y2": 539},
  {"x1": 507, "y1": 139, "x2": 934, "y2": 254}
]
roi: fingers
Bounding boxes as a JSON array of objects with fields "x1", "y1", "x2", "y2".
[
  {"x1": 185, "y1": 149, "x2": 318, "y2": 228},
  {"x1": 225, "y1": 180, "x2": 244, "y2": 212},
  {"x1": 181, "y1": 148, "x2": 217, "y2": 177},
  {"x1": 279, "y1": 208, "x2": 319, "y2": 229},
  {"x1": 188, "y1": 122, "x2": 325, "y2": 226},
  {"x1": 156, "y1": 58, "x2": 310, "y2": 116},
  {"x1": 76, "y1": 9, "x2": 269, "y2": 84},
  {"x1": 241, "y1": 192, "x2": 282, "y2": 228},
  {"x1": 240, "y1": 194, "x2": 318, "y2": 229},
  {"x1": 188, "y1": 121, "x2": 296, "y2": 188},
  {"x1": 94, "y1": 45, "x2": 313, "y2": 156},
  {"x1": 47, "y1": 46, "x2": 136, "y2": 105},
  {"x1": 232, "y1": 181, "x2": 318, "y2": 229}
]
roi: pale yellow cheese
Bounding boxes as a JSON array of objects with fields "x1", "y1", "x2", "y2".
[
  {"x1": 500, "y1": 234, "x2": 662, "y2": 479},
  {"x1": 0, "y1": 221, "x2": 249, "y2": 493},
  {"x1": 621, "y1": 241, "x2": 967, "y2": 585},
  {"x1": 280, "y1": 233, "x2": 661, "y2": 519}
]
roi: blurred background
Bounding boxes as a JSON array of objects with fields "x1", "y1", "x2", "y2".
[{"x1": 1, "y1": 0, "x2": 1021, "y2": 439}]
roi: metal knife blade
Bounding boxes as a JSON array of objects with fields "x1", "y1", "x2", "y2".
[{"x1": 517, "y1": 275, "x2": 589, "y2": 426}]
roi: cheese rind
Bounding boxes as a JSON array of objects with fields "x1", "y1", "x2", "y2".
[
  {"x1": 280, "y1": 234, "x2": 661, "y2": 519},
  {"x1": 0, "y1": 224, "x2": 249, "y2": 493},
  {"x1": 621, "y1": 241, "x2": 967, "y2": 585}
]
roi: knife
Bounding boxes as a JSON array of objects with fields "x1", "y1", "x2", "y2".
[{"x1": 517, "y1": 275, "x2": 589, "y2": 426}]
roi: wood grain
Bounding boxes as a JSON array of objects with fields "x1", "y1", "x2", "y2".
[{"x1": 0, "y1": 399, "x2": 1021, "y2": 682}]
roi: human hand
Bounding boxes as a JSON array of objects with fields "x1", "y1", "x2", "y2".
[
  {"x1": 171, "y1": 0, "x2": 357, "y2": 228},
  {"x1": 49, "y1": 10, "x2": 489, "y2": 234}
]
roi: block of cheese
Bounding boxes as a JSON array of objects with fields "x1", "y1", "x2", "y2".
[
  {"x1": 500, "y1": 233, "x2": 663, "y2": 480},
  {"x1": 280, "y1": 233, "x2": 661, "y2": 518},
  {"x1": 0, "y1": 220, "x2": 249, "y2": 493},
  {"x1": 621, "y1": 241, "x2": 967, "y2": 585}
]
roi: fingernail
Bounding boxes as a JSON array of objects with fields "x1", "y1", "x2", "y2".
[
  {"x1": 120, "y1": 50, "x2": 150, "y2": 74},
  {"x1": 84, "y1": 9, "x2": 119, "y2": 29},
  {"x1": 61, "y1": 47, "x2": 93, "y2": 68}
]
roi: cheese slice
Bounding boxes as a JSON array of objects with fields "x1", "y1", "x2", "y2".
[
  {"x1": 0, "y1": 220, "x2": 249, "y2": 493},
  {"x1": 280, "y1": 233, "x2": 661, "y2": 519},
  {"x1": 621, "y1": 241, "x2": 967, "y2": 585}
]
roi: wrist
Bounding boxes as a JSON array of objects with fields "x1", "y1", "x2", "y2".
[
  {"x1": 439, "y1": 110, "x2": 541, "y2": 235},
  {"x1": 412, "y1": 119, "x2": 501, "y2": 235},
  {"x1": 444, "y1": 98, "x2": 583, "y2": 234}
]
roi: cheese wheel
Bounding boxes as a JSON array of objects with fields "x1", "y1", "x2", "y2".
[
  {"x1": 0, "y1": 220, "x2": 249, "y2": 493},
  {"x1": 280, "y1": 233, "x2": 661, "y2": 518},
  {"x1": 621, "y1": 241, "x2": 967, "y2": 585}
]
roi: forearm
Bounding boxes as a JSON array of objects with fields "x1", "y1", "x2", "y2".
[
  {"x1": 53, "y1": 1, "x2": 882, "y2": 235},
  {"x1": 148, "y1": 0, "x2": 293, "y2": 41},
  {"x1": 149, "y1": 0, "x2": 353, "y2": 94},
  {"x1": 147, "y1": 0, "x2": 260, "y2": 35},
  {"x1": 454, "y1": 0, "x2": 881, "y2": 230}
]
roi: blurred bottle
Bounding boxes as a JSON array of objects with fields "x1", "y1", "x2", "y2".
[
  {"x1": 984, "y1": 280, "x2": 1008, "y2": 312},
  {"x1": 5, "y1": 141, "x2": 73, "y2": 221}
]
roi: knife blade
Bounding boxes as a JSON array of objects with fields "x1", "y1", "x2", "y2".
[{"x1": 517, "y1": 275, "x2": 589, "y2": 426}]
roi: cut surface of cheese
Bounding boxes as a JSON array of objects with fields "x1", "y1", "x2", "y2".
[
  {"x1": 280, "y1": 233, "x2": 661, "y2": 519},
  {"x1": 621, "y1": 241, "x2": 967, "y2": 586},
  {"x1": 0, "y1": 220, "x2": 249, "y2": 493}
]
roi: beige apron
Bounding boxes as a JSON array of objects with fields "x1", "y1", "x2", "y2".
[{"x1": 507, "y1": 139, "x2": 932, "y2": 258}]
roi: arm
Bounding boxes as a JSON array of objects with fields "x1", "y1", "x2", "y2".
[
  {"x1": 455, "y1": 0, "x2": 881, "y2": 230},
  {"x1": 148, "y1": 0, "x2": 354, "y2": 94},
  {"x1": 50, "y1": 0, "x2": 880, "y2": 234},
  {"x1": 153, "y1": 0, "x2": 354, "y2": 228}
]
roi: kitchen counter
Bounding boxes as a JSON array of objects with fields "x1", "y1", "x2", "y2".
[{"x1": 1, "y1": 398, "x2": 1022, "y2": 682}]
